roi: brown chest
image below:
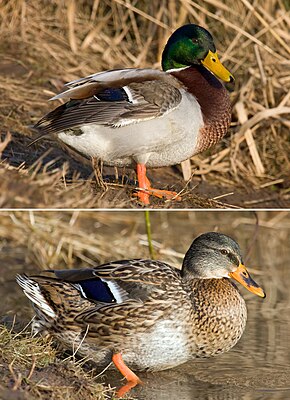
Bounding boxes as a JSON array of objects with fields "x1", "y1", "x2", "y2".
[
  {"x1": 171, "y1": 66, "x2": 232, "y2": 153},
  {"x1": 186, "y1": 278, "x2": 247, "y2": 358}
]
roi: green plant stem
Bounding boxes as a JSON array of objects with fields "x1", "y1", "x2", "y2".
[{"x1": 145, "y1": 211, "x2": 155, "y2": 259}]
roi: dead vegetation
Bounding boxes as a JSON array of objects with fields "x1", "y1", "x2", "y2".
[
  {"x1": 0, "y1": 324, "x2": 114, "y2": 400},
  {"x1": 0, "y1": 0, "x2": 289, "y2": 208},
  {"x1": 1, "y1": 209, "x2": 289, "y2": 281}
]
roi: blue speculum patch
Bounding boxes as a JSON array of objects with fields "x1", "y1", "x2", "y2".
[
  {"x1": 78, "y1": 279, "x2": 116, "y2": 303},
  {"x1": 95, "y1": 87, "x2": 129, "y2": 102}
]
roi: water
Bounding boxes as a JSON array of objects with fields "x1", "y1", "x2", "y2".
[{"x1": 0, "y1": 211, "x2": 289, "y2": 399}]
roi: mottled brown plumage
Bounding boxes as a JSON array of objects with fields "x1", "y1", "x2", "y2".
[
  {"x1": 16, "y1": 232, "x2": 265, "y2": 375},
  {"x1": 186, "y1": 278, "x2": 247, "y2": 358}
]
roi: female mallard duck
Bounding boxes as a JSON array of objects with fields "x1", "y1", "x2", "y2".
[
  {"x1": 17, "y1": 232, "x2": 265, "y2": 397},
  {"x1": 32, "y1": 24, "x2": 234, "y2": 205}
]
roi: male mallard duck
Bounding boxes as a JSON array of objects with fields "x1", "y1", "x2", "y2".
[
  {"x1": 17, "y1": 232, "x2": 265, "y2": 397},
  {"x1": 32, "y1": 24, "x2": 234, "y2": 205}
]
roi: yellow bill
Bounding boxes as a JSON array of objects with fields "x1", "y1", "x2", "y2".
[
  {"x1": 201, "y1": 50, "x2": 234, "y2": 83},
  {"x1": 229, "y1": 263, "x2": 266, "y2": 298}
]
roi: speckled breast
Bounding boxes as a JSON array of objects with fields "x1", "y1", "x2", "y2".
[{"x1": 186, "y1": 278, "x2": 247, "y2": 358}]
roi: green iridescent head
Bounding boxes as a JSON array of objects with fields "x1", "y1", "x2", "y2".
[{"x1": 162, "y1": 24, "x2": 234, "y2": 83}]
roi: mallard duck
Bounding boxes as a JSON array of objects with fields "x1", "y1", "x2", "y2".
[
  {"x1": 17, "y1": 232, "x2": 265, "y2": 397},
  {"x1": 31, "y1": 24, "x2": 234, "y2": 205}
]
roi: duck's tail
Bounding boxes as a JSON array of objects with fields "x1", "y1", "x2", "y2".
[
  {"x1": 16, "y1": 274, "x2": 56, "y2": 319},
  {"x1": 16, "y1": 273, "x2": 96, "y2": 329},
  {"x1": 16, "y1": 274, "x2": 60, "y2": 336}
]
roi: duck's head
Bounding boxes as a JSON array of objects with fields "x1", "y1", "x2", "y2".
[
  {"x1": 182, "y1": 232, "x2": 265, "y2": 298},
  {"x1": 162, "y1": 24, "x2": 234, "y2": 84}
]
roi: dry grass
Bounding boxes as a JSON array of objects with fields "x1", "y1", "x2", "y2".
[
  {"x1": 0, "y1": 0, "x2": 289, "y2": 208},
  {"x1": 0, "y1": 211, "x2": 154, "y2": 270},
  {"x1": 1, "y1": 210, "x2": 289, "y2": 271},
  {"x1": 0, "y1": 324, "x2": 114, "y2": 400}
]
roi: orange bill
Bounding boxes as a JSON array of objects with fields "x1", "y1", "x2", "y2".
[
  {"x1": 229, "y1": 264, "x2": 266, "y2": 298},
  {"x1": 201, "y1": 50, "x2": 234, "y2": 83}
]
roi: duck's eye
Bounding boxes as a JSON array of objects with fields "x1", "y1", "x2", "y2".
[
  {"x1": 191, "y1": 38, "x2": 198, "y2": 44},
  {"x1": 220, "y1": 249, "x2": 229, "y2": 255}
]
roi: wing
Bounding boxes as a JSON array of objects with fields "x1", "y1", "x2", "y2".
[
  {"x1": 50, "y1": 259, "x2": 181, "y2": 305},
  {"x1": 32, "y1": 68, "x2": 183, "y2": 140},
  {"x1": 17, "y1": 261, "x2": 182, "y2": 339},
  {"x1": 51, "y1": 259, "x2": 182, "y2": 336},
  {"x1": 51, "y1": 68, "x2": 182, "y2": 101}
]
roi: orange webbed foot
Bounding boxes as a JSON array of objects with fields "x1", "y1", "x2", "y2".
[
  {"x1": 112, "y1": 353, "x2": 143, "y2": 398},
  {"x1": 145, "y1": 187, "x2": 182, "y2": 201},
  {"x1": 136, "y1": 164, "x2": 181, "y2": 205}
]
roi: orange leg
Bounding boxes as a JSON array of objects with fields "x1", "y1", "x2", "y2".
[
  {"x1": 136, "y1": 163, "x2": 181, "y2": 205},
  {"x1": 136, "y1": 163, "x2": 150, "y2": 205},
  {"x1": 112, "y1": 353, "x2": 142, "y2": 398}
]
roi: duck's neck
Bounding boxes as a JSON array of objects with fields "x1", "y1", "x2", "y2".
[
  {"x1": 185, "y1": 278, "x2": 247, "y2": 358},
  {"x1": 170, "y1": 66, "x2": 232, "y2": 153}
]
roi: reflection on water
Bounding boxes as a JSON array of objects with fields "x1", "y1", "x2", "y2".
[{"x1": 0, "y1": 211, "x2": 289, "y2": 400}]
